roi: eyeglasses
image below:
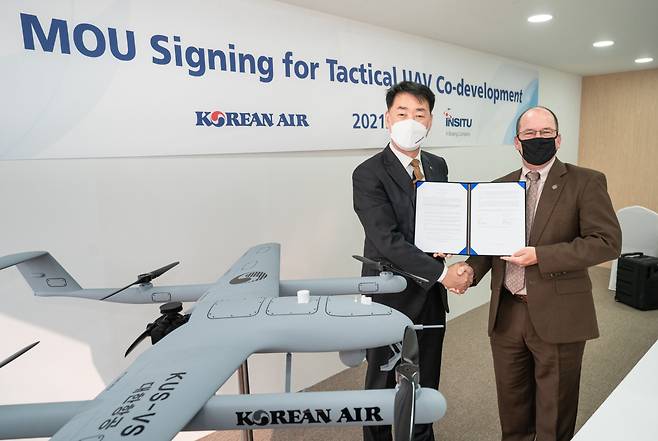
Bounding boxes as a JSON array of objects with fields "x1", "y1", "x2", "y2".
[{"x1": 517, "y1": 128, "x2": 557, "y2": 140}]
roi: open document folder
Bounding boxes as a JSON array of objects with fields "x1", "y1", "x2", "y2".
[{"x1": 414, "y1": 181, "x2": 526, "y2": 256}]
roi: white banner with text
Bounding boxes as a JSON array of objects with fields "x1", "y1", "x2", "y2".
[{"x1": 0, "y1": 0, "x2": 538, "y2": 159}]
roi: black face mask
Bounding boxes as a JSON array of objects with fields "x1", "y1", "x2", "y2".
[{"x1": 519, "y1": 136, "x2": 557, "y2": 166}]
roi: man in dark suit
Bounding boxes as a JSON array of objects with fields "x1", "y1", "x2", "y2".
[
  {"x1": 466, "y1": 106, "x2": 622, "y2": 441},
  {"x1": 353, "y1": 81, "x2": 473, "y2": 441}
]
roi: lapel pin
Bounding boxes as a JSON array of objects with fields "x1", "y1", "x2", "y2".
[{"x1": 552, "y1": 185, "x2": 558, "y2": 190}]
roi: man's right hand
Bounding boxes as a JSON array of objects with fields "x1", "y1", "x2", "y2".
[{"x1": 441, "y1": 262, "x2": 473, "y2": 294}]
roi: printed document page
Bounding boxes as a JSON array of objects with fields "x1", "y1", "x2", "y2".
[
  {"x1": 469, "y1": 182, "x2": 525, "y2": 256},
  {"x1": 414, "y1": 182, "x2": 468, "y2": 254}
]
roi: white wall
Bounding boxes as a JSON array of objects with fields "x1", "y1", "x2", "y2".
[{"x1": 0, "y1": 36, "x2": 580, "y2": 441}]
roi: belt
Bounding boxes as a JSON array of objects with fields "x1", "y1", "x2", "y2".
[{"x1": 503, "y1": 287, "x2": 527, "y2": 304}]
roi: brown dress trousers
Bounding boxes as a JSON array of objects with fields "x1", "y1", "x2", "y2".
[{"x1": 467, "y1": 159, "x2": 622, "y2": 441}]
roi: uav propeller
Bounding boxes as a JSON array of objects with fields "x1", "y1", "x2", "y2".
[
  {"x1": 101, "y1": 261, "x2": 180, "y2": 300},
  {"x1": 393, "y1": 326, "x2": 420, "y2": 441},
  {"x1": 0, "y1": 341, "x2": 39, "y2": 369},
  {"x1": 124, "y1": 301, "x2": 190, "y2": 357},
  {"x1": 352, "y1": 255, "x2": 429, "y2": 284}
]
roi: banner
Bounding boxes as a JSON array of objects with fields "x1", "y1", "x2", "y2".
[{"x1": 0, "y1": 0, "x2": 538, "y2": 159}]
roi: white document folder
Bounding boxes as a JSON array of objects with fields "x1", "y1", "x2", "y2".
[{"x1": 414, "y1": 181, "x2": 526, "y2": 256}]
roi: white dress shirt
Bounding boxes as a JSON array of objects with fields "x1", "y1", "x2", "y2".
[{"x1": 390, "y1": 144, "x2": 425, "y2": 179}]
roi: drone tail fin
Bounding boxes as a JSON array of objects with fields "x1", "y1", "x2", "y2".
[{"x1": 0, "y1": 251, "x2": 82, "y2": 295}]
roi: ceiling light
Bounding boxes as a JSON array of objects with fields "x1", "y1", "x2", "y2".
[
  {"x1": 635, "y1": 57, "x2": 654, "y2": 64},
  {"x1": 527, "y1": 14, "x2": 553, "y2": 23},
  {"x1": 593, "y1": 40, "x2": 614, "y2": 48}
]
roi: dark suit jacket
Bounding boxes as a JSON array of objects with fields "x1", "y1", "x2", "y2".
[
  {"x1": 467, "y1": 159, "x2": 622, "y2": 343},
  {"x1": 353, "y1": 145, "x2": 449, "y2": 322}
]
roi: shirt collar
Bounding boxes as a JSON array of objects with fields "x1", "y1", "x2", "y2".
[{"x1": 390, "y1": 144, "x2": 422, "y2": 170}]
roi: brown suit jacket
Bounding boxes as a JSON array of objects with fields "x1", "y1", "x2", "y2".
[{"x1": 467, "y1": 159, "x2": 622, "y2": 344}]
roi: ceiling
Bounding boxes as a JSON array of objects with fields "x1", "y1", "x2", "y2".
[{"x1": 279, "y1": 0, "x2": 658, "y2": 76}]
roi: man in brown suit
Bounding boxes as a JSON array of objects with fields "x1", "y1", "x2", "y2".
[{"x1": 466, "y1": 106, "x2": 621, "y2": 441}]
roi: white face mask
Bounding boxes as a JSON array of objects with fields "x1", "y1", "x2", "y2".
[{"x1": 389, "y1": 119, "x2": 429, "y2": 151}]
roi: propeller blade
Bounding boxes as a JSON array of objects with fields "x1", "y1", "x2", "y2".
[
  {"x1": 401, "y1": 326, "x2": 419, "y2": 366},
  {"x1": 124, "y1": 329, "x2": 151, "y2": 357},
  {"x1": 352, "y1": 255, "x2": 383, "y2": 270},
  {"x1": 387, "y1": 264, "x2": 429, "y2": 284},
  {"x1": 394, "y1": 327, "x2": 420, "y2": 441},
  {"x1": 0, "y1": 341, "x2": 39, "y2": 369},
  {"x1": 139, "y1": 261, "x2": 180, "y2": 283},
  {"x1": 101, "y1": 261, "x2": 180, "y2": 301},
  {"x1": 124, "y1": 302, "x2": 188, "y2": 357},
  {"x1": 393, "y1": 367, "x2": 417, "y2": 441},
  {"x1": 101, "y1": 281, "x2": 139, "y2": 301},
  {"x1": 352, "y1": 255, "x2": 429, "y2": 284}
]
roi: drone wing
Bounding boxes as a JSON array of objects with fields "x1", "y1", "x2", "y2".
[
  {"x1": 47, "y1": 243, "x2": 283, "y2": 441},
  {"x1": 195, "y1": 242, "x2": 281, "y2": 302},
  {"x1": 49, "y1": 325, "x2": 254, "y2": 441}
]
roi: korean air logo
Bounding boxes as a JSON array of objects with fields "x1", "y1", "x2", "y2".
[
  {"x1": 210, "y1": 111, "x2": 226, "y2": 125},
  {"x1": 235, "y1": 406, "x2": 383, "y2": 426},
  {"x1": 230, "y1": 272, "x2": 268, "y2": 285},
  {"x1": 195, "y1": 110, "x2": 309, "y2": 127},
  {"x1": 443, "y1": 108, "x2": 473, "y2": 128}
]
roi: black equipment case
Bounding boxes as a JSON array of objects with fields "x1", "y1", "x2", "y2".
[{"x1": 615, "y1": 252, "x2": 658, "y2": 310}]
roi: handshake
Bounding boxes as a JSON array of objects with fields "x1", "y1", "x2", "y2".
[{"x1": 433, "y1": 253, "x2": 474, "y2": 294}]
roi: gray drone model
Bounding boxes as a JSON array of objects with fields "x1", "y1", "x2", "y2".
[{"x1": 0, "y1": 243, "x2": 446, "y2": 441}]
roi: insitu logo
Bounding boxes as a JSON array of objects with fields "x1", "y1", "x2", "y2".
[
  {"x1": 443, "y1": 108, "x2": 473, "y2": 128},
  {"x1": 229, "y1": 272, "x2": 268, "y2": 285},
  {"x1": 195, "y1": 110, "x2": 309, "y2": 127},
  {"x1": 236, "y1": 407, "x2": 383, "y2": 426}
]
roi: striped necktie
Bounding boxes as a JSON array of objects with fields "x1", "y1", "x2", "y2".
[
  {"x1": 504, "y1": 171, "x2": 540, "y2": 294},
  {"x1": 411, "y1": 159, "x2": 424, "y2": 184}
]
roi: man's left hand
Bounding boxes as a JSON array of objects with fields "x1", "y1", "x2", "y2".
[{"x1": 500, "y1": 247, "x2": 537, "y2": 267}]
